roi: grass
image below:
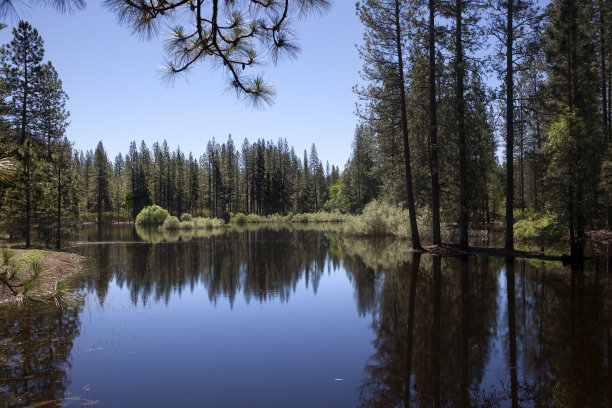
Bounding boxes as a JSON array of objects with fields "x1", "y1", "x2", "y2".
[
  {"x1": 1, "y1": 248, "x2": 83, "y2": 305},
  {"x1": 161, "y1": 216, "x2": 226, "y2": 230},
  {"x1": 230, "y1": 211, "x2": 346, "y2": 224}
]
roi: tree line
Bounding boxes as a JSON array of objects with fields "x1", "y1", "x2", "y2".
[
  {"x1": 0, "y1": 22, "x2": 343, "y2": 248},
  {"x1": 2, "y1": 0, "x2": 611, "y2": 260},
  {"x1": 80, "y1": 137, "x2": 341, "y2": 222},
  {"x1": 339, "y1": 0, "x2": 610, "y2": 258}
]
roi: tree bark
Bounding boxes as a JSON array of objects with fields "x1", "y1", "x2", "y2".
[
  {"x1": 457, "y1": 0, "x2": 468, "y2": 249},
  {"x1": 394, "y1": 0, "x2": 422, "y2": 250},
  {"x1": 505, "y1": 0, "x2": 515, "y2": 251},
  {"x1": 56, "y1": 165, "x2": 62, "y2": 250},
  {"x1": 429, "y1": 0, "x2": 441, "y2": 245}
]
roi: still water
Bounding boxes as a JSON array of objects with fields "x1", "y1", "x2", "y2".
[{"x1": 1, "y1": 225, "x2": 611, "y2": 407}]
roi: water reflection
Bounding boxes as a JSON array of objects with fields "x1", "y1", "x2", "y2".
[
  {"x1": 0, "y1": 226, "x2": 610, "y2": 407},
  {"x1": 0, "y1": 303, "x2": 82, "y2": 407},
  {"x1": 78, "y1": 228, "x2": 341, "y2": 307},
  {"x1": 355, "y1": 247, "x2": 612, "y2": 407}
]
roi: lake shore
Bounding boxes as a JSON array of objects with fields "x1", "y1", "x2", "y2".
[{"x1": 0, "y1": 248, "x2": 84, "y2": 305}]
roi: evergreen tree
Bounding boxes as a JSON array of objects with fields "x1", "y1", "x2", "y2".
[
  {"x1": 92, "y1": 141, "x2": 111, "y2": 226},
  {"x1": 0, "y1": 21, "x2": 44, "y2": 246},
  {"x1": 355, "y1": 0, "x2": 421, "y2": 249}
]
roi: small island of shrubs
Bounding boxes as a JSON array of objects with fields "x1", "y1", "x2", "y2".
[{"x1": 134, "y1": 205, "x2": 347, "y2": 231}]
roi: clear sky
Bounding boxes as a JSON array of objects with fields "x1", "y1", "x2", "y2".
[{"x1": 0, "y1": 1, "x2": 364, "y2": 167}]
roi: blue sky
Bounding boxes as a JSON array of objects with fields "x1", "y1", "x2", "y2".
[{"x1": 0, "y1": 1, "x2": 364, "y2": 167}]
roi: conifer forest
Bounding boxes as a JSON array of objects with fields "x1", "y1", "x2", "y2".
[{"x1": 0, "y1": 0, "x2": 612, "y2": 406}]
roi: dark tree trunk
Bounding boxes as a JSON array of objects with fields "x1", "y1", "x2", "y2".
[
  {"x1": 429, "y1": 0, "x2": 441, "y2": 245},
  {"x1": 394, "y1": 0, "x2": 422, "y2": 250},
  {"x1": 25, "y1": 142, "x2": 31, "y2": 248},
  {"x1": 456, "y1": 0, "x2": 468, "y2": 249},
  {"x1": 519, "y1": 103, "x2": 525, "y2": 212},
  {"x1": 56, "y1": 165, "x2": 61, "y2": 250},
  {"x1": 505, "y1": 0, "x2": 515, "y2": 251},
  {"x1": 599, "y1": 0, "x2": 609, "y2": 142}
]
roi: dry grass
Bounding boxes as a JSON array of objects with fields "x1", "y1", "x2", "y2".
[{"x1": 0, "y1": 249, "x2": 83, "y2": 305}]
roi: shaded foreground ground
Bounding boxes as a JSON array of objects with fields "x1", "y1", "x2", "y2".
[{"x1": 0, "y1": 249, "x2": 83, "y2": 304}]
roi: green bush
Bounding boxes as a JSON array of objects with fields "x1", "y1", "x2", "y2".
[
  {"x1": 181, "y1": 213, "x2": 193, "y2": 222},
  {"x1": 180, "y1": 220, "x2": 194, "y2": 229},
  {"x1": 136, "y1": 205, "x2": 170, "y2": 226},
  {"x1": 162, "y1": 216, "x2": 180, "y2": 230},
  {"x1": 2, "y1": 249, "x2": 14, "y2": 264},
  {"x1": 194, "y1": 217, "x2": 225, "y2": 229},
  {"x1": 31, "y1": 260, "x2": 44, "y2": 278},
  {"x1": 344, "y1": 200, "x2": 411, "y2": 238},
  {"x1": 514, "y1": 213, "x2": 564, "y2": 244},
  {"x1": 233, "y1": 212, "x2": 248, "y2": 225}
]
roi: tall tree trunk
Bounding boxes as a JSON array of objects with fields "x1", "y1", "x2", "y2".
[
  {"x1": 22, "y1": 49, "x2": 31, "y2": 248},
  {"x1": 394, "y1": 0, "x2": 422, "y2": 250},
  {"x1": 519, "y1": 103, "x2": 525, "y2": 212},
  {"x1": 356, "y1": 148, "x2": 362, "y2": 206},
  {"x1": 599, "y1": 0, "x2": 609, "y2": 142},
  {"x1": 56, "y1": 165, "x2": 61, "y2": 250},
  {"x1": 456, "y1": 0, "x2": 468, "y2": 249},
  {"x1": 429, "y1": 0, "x2": 441, "y2": 245},
  {"x1": 25, "y1": 142, "x2": 31, "y2": 248},
  {"x1": 505, "y1": 0, "x2": 515, "y2": 251}
]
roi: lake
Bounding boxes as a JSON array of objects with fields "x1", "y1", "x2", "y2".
[{"x1": 1, "y1": 224, "x2": 611, "y2": 407}]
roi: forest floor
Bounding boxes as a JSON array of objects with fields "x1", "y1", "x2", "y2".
[
  {"x1": 586, "y1": 230, "x2": 612, "y2": 244},
  {"x1": 0, "y1": 249, "x2": 83, "y2": 305}
]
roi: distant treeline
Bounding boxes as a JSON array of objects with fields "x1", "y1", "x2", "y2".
[{"x1": 79, "y1": 137, "x2": 341, "y2": 222}]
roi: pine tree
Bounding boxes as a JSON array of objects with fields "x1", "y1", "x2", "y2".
[
  {"x1": 92, "y1": 141, "x2": 111, "y2": 226},
  {"x1": 543, "y1": 0, "x2": 601, "y2": 258},
  {"x1": 356, "y1": 0, "x2": 421, "y2": 249},
  {"x1": 0, "y1": 21, "x2": 44, "y2": 246}
]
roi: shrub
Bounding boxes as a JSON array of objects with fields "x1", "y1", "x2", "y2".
[
  {"x1": 181, "y1": 213, "x2": 193, "y2": 222},
  {"x1": 31, "y1": 260, "x2": 44, "y2": 278},
  {"x1": 233, "y1": 212, "x2": 248, "y2": 225},
  {"x1": 2, "y1": 249, "x2": 14, "y2": 265},
  {"x1": 180, "y1": 220, "x2": 194, "y2": 229},
  {"x1": 514, "y1": 213, "x2": 564, "y2": 244},
  {"x1": 194, "y1": 217, "x2": 225, "y2": 229},
  {"x1": 136, "y1": 205, "x2": 170, "y2": 226},
  {"x1": 246, "y1": 214, "x2": 261, "y2": 223},
  {"x1": 162, "y1": 216, "x2": 180, "y2": 230},
  {"x1": 344, "y1": 200, "x2": 411, "y2": 238}
]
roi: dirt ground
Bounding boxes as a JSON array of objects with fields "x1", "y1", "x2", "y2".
[{"x1": 0, "y1": 249, "x2": 83, "y2": 305}]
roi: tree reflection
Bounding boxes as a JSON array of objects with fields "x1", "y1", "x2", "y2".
[
  {"x1": 72, "y1": 226, "x2": 612, "y2": 406},
  {"x1": 0, "y1": 302, "x2": 82, "y2": 407},
  {"x1": 78, "y1": 228, "x2": 342, "y2": 307},
  {"x1": 352, "y1": 240, "x2": 612, "y2": 407},
  {"x1": 357, "y1": 253, "x2": 502, "y2": 407}
]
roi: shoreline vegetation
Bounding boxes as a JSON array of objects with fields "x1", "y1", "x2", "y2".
[
  {"x1": 132, "y1": 203, "x2": 609, "y2": 260},
  {"x1": 0, "y1": 248, "x2": 83, "y2": 305}
]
